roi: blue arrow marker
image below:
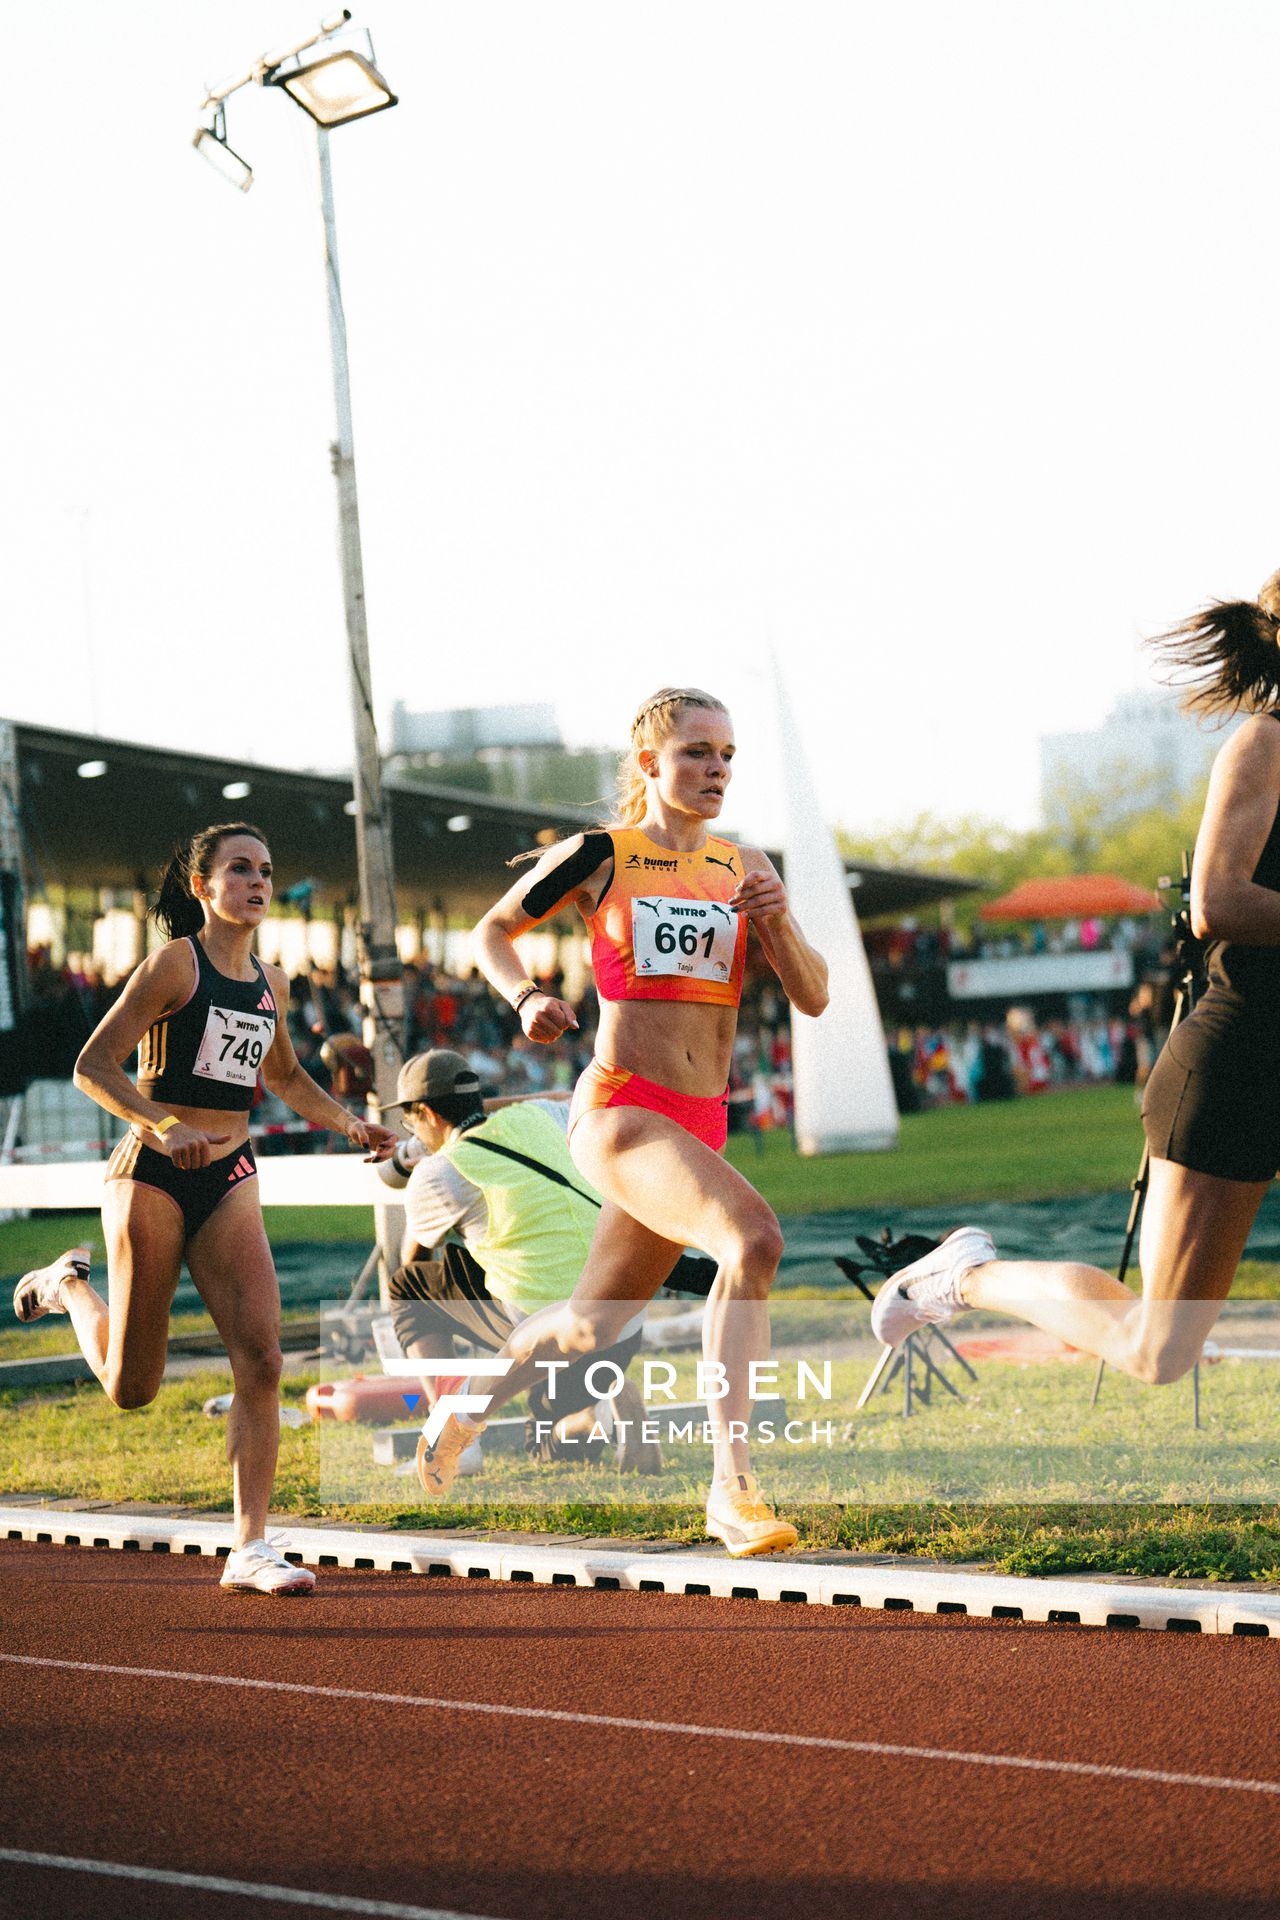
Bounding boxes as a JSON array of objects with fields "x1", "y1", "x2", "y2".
[{"x1": 402, "y1": 1393, "x2": 421, "y2": 1412}]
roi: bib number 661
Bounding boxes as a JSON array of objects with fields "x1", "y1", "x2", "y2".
[{"x1": 655, "y1": 921, "x2": 716, "y2": 959}]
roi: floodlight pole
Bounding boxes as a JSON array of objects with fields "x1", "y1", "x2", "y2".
[
  {"x1": 195, "y1": 12, "x2": 406, "y2": 1294},
  {"x1": 314, "y1": 125, "x2": 404, "y2": 1118}
]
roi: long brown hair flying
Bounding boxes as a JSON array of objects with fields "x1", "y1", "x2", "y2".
[{"x1": 1149, "y1": 570, "x2": 1280, "y2": 716}]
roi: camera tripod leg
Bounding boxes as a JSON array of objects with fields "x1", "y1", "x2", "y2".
[
  {"x1": 918, "y1": 1332, "x2": 965, "y2": 1400},
  {"x1": 1091, "y1": 1144, "x2": 1149, "y2": 1406},
  {"x1": 929, "y1": 1322, "x2": 979, "y2": 1384}
]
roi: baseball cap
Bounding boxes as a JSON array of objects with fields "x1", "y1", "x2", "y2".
[{"x1": 380, "y1": 1049, "x2": 483, "y2": 1112}]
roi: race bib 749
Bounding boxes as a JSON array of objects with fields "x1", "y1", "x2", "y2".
[
  {"x1": 192, "y1": 1004, "x2": 275, "y2": 1088},
  {"x1": 631, "y1": 896, "x2": 739, "y2": 983}
]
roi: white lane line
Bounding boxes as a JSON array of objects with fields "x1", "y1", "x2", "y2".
[
  {"x1": 0, "y1": 1848, "x2": 503, "y2": 1919},
  {"x1": 2, "y1": 1650, "x2": 1277, "y2": 1801}
]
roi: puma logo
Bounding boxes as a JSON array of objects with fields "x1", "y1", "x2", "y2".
[
  {"x1": 636, "y1": 899, "x2": 659, "y2": 914},
  {"x1": 708, "y1": 904, "x2": 732, "y2": 923},
  {"x1": 705, "y1": 853, "x2": 736, "y2": 874}
]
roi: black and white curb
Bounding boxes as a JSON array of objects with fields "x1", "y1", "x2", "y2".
[{"x1": 3, "y1": 1505, "x2": 1277, "y2": 1636}]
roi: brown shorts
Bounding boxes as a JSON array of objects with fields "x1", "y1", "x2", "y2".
[{"x1": 1142, "y1": 1022, "x2": 1280, "y2": 1184}]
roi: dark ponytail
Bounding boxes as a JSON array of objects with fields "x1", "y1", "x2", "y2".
[
  {"x1": 150, "y1": 821, "x2": 269, "y2": 943},
  {"x1": 1149, "y1": 570, "x2": 1280, "y2": 717}
]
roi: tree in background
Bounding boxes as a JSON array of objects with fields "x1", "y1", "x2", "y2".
[{"x1": 839, "y1": 770, "x2": 1209, "y2": 935}]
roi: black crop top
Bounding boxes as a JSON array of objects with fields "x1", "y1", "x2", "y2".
[{"x1": 137, "y1": 937, "x2": 278, "y2": 1113}]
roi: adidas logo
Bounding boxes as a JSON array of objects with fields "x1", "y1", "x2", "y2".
[
  {"x1": 226, "y1": 1154, "x2": 255, "y2": 1183},
  {"x1": 257, "y1": 992, "x2": 275, "y2": 1013}
]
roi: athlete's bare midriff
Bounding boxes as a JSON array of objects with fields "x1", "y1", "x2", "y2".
[
  {"x1": 595, "y1": 997, "x2": 738, "y2": 1097},
  {"x1": 128, "y1": 1101, "x2": 252, "y2": 1161}
]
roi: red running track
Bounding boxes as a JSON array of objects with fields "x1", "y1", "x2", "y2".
[{"x1": 0, "y1": 1539, "x2": 1277, "y2": 1919}]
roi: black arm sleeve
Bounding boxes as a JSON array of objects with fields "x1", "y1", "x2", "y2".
[{"x1": 520, "y1": 832, "x2": 614, "y2": 922}]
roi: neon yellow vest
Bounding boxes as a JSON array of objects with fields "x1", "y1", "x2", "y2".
[{"x1": 441, "y1": 1103, "x2": 601, "y2": 1311}]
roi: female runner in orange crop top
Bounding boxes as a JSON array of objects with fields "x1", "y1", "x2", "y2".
[{"x1": 415, "y1": 687, "x2": 830, "y2": 1556}]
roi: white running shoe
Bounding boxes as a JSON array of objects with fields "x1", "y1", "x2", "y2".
[
  {"x1": 13, "y1": 1246, "x2": 90, "y2": 1323},
  {"x1": 220, "y1": 1538, "x2": 316, "y2": 1595},
  {"x1": 869, "y1": 1227, "x2": 996, "y2": 1349}
]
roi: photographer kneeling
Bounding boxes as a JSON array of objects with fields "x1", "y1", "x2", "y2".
[{"x1": 381, "y1": 1050, "x2": 685, "y2": 1471}]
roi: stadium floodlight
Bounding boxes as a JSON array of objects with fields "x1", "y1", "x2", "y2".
[
  {"x1": 446, "y1": 816, "x2": 471, "y2": 833},
  {"x1": 192, "y1": 108, "x2": 253, "y2": 192},
  {"x1": 194, "y1": 9, "x2": 405, "y2": 1143},
  {"x1": 221, "y1": 780, "x2": 252, "y2": 800},
  {"x1": 266, "y1": 28, "x2": 397, "y2": 129}
]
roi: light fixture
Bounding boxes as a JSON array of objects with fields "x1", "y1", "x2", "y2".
[
  {"x1": 344, "y1": 799, "x2": 359, "y2": 816},
  {"x1": 446, "y1": 815, "x2": 471, "y2": 833},
  {"x1": 266, "y1": 28, "x2": 396, "y2": 129},
  {"x1": 77, "y1": 760, "x2": 108, "y2": 779},
  {"x1": 222, "y1": 780, "x2": 252, "y2": 800},
  {"x1": 192, "y1": 107, "x2": 253, "y2": 191}
]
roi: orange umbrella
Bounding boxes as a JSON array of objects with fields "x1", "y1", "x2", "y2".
[{"x1": 978, "y1": 874, "x2": 1163, "y2": 921}]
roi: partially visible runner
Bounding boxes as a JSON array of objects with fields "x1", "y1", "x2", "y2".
[
  {"x1": 874, "y1": 569, "x2": 1280, "y2": 1382},
  {"x1": 13, "y1": 823, "x2": 397, "y2": 1593},
  {"x1": 413, "y1": 687, "x2": 829, "y2": 1556}
]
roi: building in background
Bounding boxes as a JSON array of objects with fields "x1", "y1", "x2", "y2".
[
  {"x1": 388, "y1": 702, "x2": 616, "y2": 812},
  {"x1": 1039, "y1": 689, "x2": 1240, "y2": 831}
]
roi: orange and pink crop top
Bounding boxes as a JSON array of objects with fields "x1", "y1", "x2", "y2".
[{"x1": 586, "y1": 828, "x2": 747, "y2": 1007}]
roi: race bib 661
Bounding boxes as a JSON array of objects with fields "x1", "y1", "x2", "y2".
[
  {"x1": 631, "y1": 896, "x2": 739, "y2": 982},
  {"x1": 192, "y1": 1005, "x2": 275, "y2": 1088}
]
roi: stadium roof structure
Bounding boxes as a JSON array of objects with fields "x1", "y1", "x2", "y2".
[{"x1": 6, "y1": 721, "x2": 983, "y2": 922}]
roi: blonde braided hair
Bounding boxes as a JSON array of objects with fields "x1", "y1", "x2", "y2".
[{"x1": 615, "y1": 687, "x2": 728, "y2": 826}]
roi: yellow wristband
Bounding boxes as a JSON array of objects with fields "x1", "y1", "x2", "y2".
[{"x1": 152, "y1": 1115, "x2": 181, "y2": 1138}]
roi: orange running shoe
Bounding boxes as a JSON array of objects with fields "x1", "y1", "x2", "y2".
[
  {"x1": 416, "y1": 1414, "x2": 485, "y2": 1498},
  {"x1": 705, "y1": 1472, "x2": 798, "y2": 1557}
]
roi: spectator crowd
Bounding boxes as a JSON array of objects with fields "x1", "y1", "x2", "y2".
[{"x1": 6, "y1": 911, "x2": 1178, "y2": 1150}]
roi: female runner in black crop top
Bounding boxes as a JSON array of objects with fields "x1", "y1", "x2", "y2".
[
  {"x1": 872, "y1": 569, "x2": 1280, "y2": 1387},
  {"x1": 13, "y1": 822, "x2": 397, "y2": 1594}
]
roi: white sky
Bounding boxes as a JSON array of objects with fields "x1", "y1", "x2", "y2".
[{"x1": 5, "y1": 2, "x2": 1280, "y2": 846}]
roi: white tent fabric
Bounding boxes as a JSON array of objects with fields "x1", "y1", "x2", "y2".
[{"x1": 774, "y1": 662, "x2": 898, "y2": 1155}]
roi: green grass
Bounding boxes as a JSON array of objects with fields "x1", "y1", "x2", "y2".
[
  {"x1": 725, "y1": 1083, "x2": 1145, "y2": 1211},
  {"x1": 0, "y1": 1084, "x2": 1143, "y2": 1289},
  {"x1": 5, "y1": 1333, "x2": 1280, "y2": 1580},
  {"x1": 6, "y1": 1083, "x2": 1279, "y2": 1579},
  {"x1": 0, "y1": 1203, "x2": 378, "y2": 1286}
]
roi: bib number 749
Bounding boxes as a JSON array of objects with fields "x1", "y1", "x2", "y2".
[{"x1": 193, "y1": 1004, "x2": 276, "y2": 1088}]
